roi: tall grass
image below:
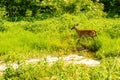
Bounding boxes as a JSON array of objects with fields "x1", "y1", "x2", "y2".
[
  {"x1": 1, "y1": 57, "x2": 120, "y2": 80},
  {"x1": 0, "y1": 14, "x2": 120, "y2": 60}
]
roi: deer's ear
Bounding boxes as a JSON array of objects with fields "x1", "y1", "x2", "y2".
[{"x1": 76, "y1": 24, "x2": 79, "y2": 26}]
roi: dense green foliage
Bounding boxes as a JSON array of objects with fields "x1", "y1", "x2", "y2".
[
  {"x1": 0, "y1": 0, "x2": 105, "y2": 19},
  {"x1": 106, "y1": 24, "x2": 120, "y2": 39},
  {"x1": 0, "y1": 0, "x2": 119, "y2": 19},
  {"x1": 0, "y1": 14, "x2": 120, "y2": 60},
  {"x1": 92, "y1": 0, "x2": 120, "y2": 17},
  {"x1": 89, "y1": 40, "x2": 102, "y2": 52},
  {"x1": 0, "y1": 21, "x2": 8, "y2": 32},
  {"x1": 0, "y1": 0, "x2": 41, "y2": 17},
  {"x1": 0, "y1": 0, "x2": 120, "y2": 79},
  {"x1": 99, "y1": 0, "x2": 120, "y2": 17}
]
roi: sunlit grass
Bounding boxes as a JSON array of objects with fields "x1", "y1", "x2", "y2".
[
  {"x1": 0, "y1": 14, "x2": 120, "y2": 60},
  {"x1": 0, "y1": 14, "x2": 120, "y2": 79},
  {"x1": 1, "y1": 57, "x2": 120, "y2": 80}
]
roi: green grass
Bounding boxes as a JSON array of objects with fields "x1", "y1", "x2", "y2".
[
  {"x1": 0, "y1": 14, "x2": 120, "y2": 59},
  {"x1": 0, "y1": 13, "x2": 120, "y2": 79},
  {"x1": 1, "y1": 57, "x2": 120, "y2": 80}
]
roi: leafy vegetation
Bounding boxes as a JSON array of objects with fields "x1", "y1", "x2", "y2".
[
  {"x1": 89, "y1": 40, "x2": 102, "y2": 52},
  {"x1": 0, "y1": 0, "x2": 120, "y2": 79},
  {"x1": 0, "y1": 20, "x2": 8, "y2": 32},
  {"x1": 1, "y1": 57, "x2": 120, "y2": 80},
  {"x1": 0, "y1": 14, "x2": 119, "y2": 59},
  {"x1": 99, "y1": 0, "x2": 120, "y2": 17},
  {"x1": 0, "y1": 0, "x2": 105, "y2": 20}
]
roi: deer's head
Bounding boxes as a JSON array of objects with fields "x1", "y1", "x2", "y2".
[{"x1": 71, "y1": 24, "x2": 79, "y2": 30}]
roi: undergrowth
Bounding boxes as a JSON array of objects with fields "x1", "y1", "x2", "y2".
[
  {"x1": 0, "y1": 14, "x2": 120, "y2": 60},
  {"x1": 1, "y1": 57, "x2": 120, "y2": 80}
]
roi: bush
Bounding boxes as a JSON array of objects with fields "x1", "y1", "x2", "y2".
[
  {"x1": 23, "y1": 21, "x2": 55, "y2": 33},
  {"x1": 106, "y1": 24, "x2": 120, "y2": 39},
  {"x1": 0, "y1": 22, "x2": 8, "y2": 32},
  {"x1": 89, "y1": 40, "x2": 102, "y2": 52},
  {"x1": 99, "y1": 0, "x2": 120, "y2": 17},
  {"x1": 0, "y1": 0, "x2": 105, "y2": 20},
  {"x1": 23, "y1": 23, "x2": 42, "y2": 33}
]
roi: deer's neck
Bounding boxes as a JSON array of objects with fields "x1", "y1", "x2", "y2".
[{"x1": 74, "y1": 27, "x2": 79, "y2": 32}]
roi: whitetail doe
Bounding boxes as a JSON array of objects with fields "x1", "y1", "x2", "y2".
[{"x1": 71, "y1": 24, "x2": 97, "y2": 40}]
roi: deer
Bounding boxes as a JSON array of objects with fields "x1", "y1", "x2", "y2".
[{"x1": 71, "y1": 24, "x2": 97, "y2": 43}]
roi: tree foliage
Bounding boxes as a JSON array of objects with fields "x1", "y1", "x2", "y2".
[
  {"x1": 0, "y1": 0, "x2": 40, "y2": 17},
  {"x1": 0, "y1": 0, "x2": 119, "y2": 18},
  {"x1": 93, "y1": 0, "x2": 120, "y2": 17}
]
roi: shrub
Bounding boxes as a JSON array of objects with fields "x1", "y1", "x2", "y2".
[
  {"x1": 0, "y1": 0, "x2": 105, "y2": 20},
  {"x1": 0, "y1": 22, "x2": 8, "y2": 32},
  {"x1": 106, "y1": 24, "x2": 120, "y2": 39},
  {"x1": 3, "y1": 67, "x2": 16, "y2": 80},
  {"x1": 99, "y1": 0, "x2": 120, "y2": 17},
  {"x1": 89, "y1": 40, "x2": 102, "y2": 52}
]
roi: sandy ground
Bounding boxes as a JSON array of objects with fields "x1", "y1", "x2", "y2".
[
  {"x1": 0, "y1": 54, "x2": 100, "y2": 73},
  {"x1": 0, "y1": 54, "x2": 100, "y2": 77}
]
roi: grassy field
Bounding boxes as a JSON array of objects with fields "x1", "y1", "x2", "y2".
[
  {"x1": 1, "y1": 57, "x2": 120, "y2": 79},
  {"x1": 0, "y1": 14, "x2": 120, "y2": 79}
]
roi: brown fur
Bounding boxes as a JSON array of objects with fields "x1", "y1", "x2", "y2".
[{"x1": 71, "y1": 24, "x2": 97, "y2": 39}]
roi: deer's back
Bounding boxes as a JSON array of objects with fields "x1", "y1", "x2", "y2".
[{"x1": 77, "y1": 30, "x2": 96, "y2": 37}]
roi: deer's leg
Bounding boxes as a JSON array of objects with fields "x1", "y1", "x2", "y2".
[
  {"x1": 84, "y1": 37, "x2": 87, "y2": 42},
  {"x1": 77, "y1": 38, "x2": 80, "y2": 45},
  {"x1": 92, "y1": 37, "x2": 95, "y2": 41},
  {"x1": 76, "y1": 36, "x2": 82, "y2": 45}
]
